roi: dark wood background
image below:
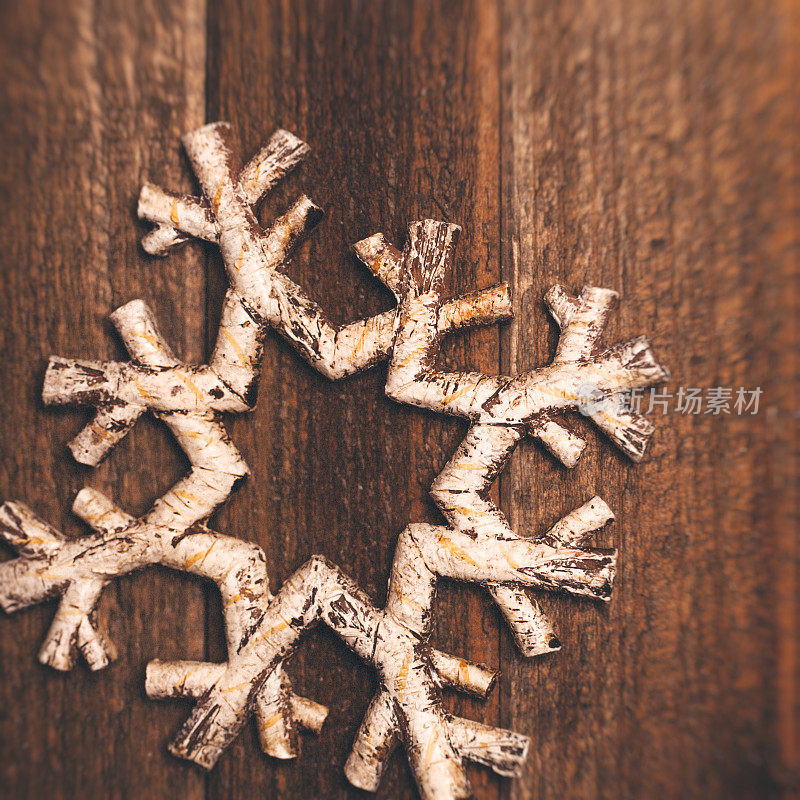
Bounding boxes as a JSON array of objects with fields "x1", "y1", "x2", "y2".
[{"x1": 0, "y1": 1, "x2": 796, "y2": 798}]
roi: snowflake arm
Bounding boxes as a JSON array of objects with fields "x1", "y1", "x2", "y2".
[
  {"x1": 385, "y1": 221, "x2": 667, "y2": 428},
  {"x1": 383, "y1": 220, "x2": 667, "y2": 655},
  {"x1": 150, "y1": 500, "x2": 615, "y2": 798},
  {"x1": 140, "y1": 122, "x2": 514, "y2": 381},
  {"x1": 1, "y1": 176, "x2": 324, "y2": 751}
]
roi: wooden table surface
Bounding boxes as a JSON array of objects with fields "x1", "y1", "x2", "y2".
[{"x1": 0, "y1": 1, "x2": 796, "y2": 798}]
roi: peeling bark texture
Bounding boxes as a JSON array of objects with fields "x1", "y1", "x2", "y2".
[
  {"x1": 43, "y1": 124, "x2": 513, "y2": 467},
  {"x1": 0, "y1": 130, "x2": 670, "y2": 800},
  {"x1": 137, "y1": 122, "x2": 513, "y2": 381},
  {"x1": 154, "y1": 549, "x2": 535, "y2": 799},
  {"x1": 387, "y1": 220, "x2": 668, "y2": 655}
]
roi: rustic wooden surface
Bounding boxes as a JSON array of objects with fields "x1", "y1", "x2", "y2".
[{"x1": 0, "y1": 1, "x2": 796, "y2": 798}]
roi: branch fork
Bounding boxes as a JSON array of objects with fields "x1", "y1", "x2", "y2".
[
  {"x1": 146, "y1": 503, "x2": 618, "y2": 797},
  {"x1": 139, "y1": 121, "x2": 515, "y2": 381},
  {"x1": 148, "y1": 545, "x2": 532, "y2": 799}
]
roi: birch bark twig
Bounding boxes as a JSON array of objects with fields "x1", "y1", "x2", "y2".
[
  {"x1": 1, "y1": 126, "x2": 670, "y2": 800},
  {"x1": 384, "y1": 220, "x2": 667, "y2": 655}
]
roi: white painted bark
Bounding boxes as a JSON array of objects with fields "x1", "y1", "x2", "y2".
[
  {"x1": 384, "y1": 220, "x2": 667, "y2": 660},
  {"x1": 0, "y1": 129, "x2": 669, "y2": 800}
]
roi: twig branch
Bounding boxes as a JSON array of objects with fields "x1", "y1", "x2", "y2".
[
  {"x1": 381, "y1": 220, "x2": 665, "y2": 655},
  {"x1": 152, "y1": 548, "x2": 536, "y2": 799},
  {"x1": 544, "y1": 285, "x2": 663, "y2": 460},
  {"x1": 0, "y1": 487, "x2": 325, "y2": 755},
  {"x1": 141, "y1": 122, "x2": 513, "y2": 380},
  {"x1": 386, "y1": 221, "x2": 667, "y2": 428}
]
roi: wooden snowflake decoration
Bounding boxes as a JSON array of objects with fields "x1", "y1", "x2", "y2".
[{"x1": 0, "y1": 123, "x2": 668, "y2": 800}]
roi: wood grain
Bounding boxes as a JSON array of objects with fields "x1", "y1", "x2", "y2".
[
  {"x1": 501, "y1": 2, "x2": 798, "y2": 799},
  {"x1": 0, "y1": 0, "x2": 207, "y2": 798},
  {"x1": 0, "y1": 0, "x2": 796, "y2": 799}
]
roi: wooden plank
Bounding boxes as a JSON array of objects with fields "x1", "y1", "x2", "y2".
[
  {"x1": 500, "y1": 1, "x2": 798, "y2": 799},
  {"x1": 0, "y1": 0, "x2": 207, "y2": 798},
  {"x1": 203, "y1": 1, "x2": 504, "y2": 798},
  {"x1": 0, "y1": 1, "x2": 796, "y2": 798}
]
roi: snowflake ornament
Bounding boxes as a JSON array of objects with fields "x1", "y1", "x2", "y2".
[{"x1": 0, "y1": 123, "x2": 668, "y2": 800}]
